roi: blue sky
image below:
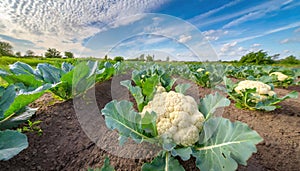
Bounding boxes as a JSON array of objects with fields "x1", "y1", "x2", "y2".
[{"x1": 0, "y1": 0, "x2": 299, "y2": 61}]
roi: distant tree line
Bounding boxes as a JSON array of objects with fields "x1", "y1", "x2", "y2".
[
  {"x1": 0, "y1": 41, "x2": 74, "y2": 58},
  {"x1": 238, "y1": 50, "x2": 300, "y2": 65},
  {"x1": 1, "y1": 41, "x2": 300, "y2": 64}
]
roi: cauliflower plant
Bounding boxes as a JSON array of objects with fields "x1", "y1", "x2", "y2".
[
  {"x1": 269, "y1": 72, "x2": 288, "y2": 81},
  {"x1": 142, "y1": 86, "x2": 204, "y2": 146},
  {"x1": 234, "y1": 80, "x2": 276, "y2": 103},
  {"x1": 197, "y1": 68, "x2": 205, "y2": 72}
]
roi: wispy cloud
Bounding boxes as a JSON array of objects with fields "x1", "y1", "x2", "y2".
[
  {"x1": 0, "y1": 0, "x2": 168, "y2": 55},
  {"x1": 202, "y1": 29, "x2": 229, "y2": 41},
  {"x1": 178, "y1": 35, "x2": 192, "y2": 43},
  {"x1": 225, "y1": 22, "x2": 300, "y2": 43},
  {"x1": 189, "y1": 0, "x2": 241, "y2": 22},
  {"x1": 251, "y1": 43, "x2": 261, "y2": 47}
]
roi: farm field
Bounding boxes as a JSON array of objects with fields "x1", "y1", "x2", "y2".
[{"x1": 0, "y1": 58, "x2": 299, "y2": 171}]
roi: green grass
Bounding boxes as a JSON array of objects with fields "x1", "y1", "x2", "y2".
[{"x1": 0, "y1": 56, "x2": 81, "y2": 67}]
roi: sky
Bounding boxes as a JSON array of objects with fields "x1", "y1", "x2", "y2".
[{"x1": 0, "y1": 0, "x2": 299, "y2": 61}]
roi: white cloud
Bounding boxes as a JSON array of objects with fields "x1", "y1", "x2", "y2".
[
  {"x1": 0, "y1": 0, "x2": 168, "y2": 55},
  {"x1": 280, "y1": 39, "x2": 290, "y2": 44},
  {"x1": 220, "y1": 41, "x2": 237, "y2": 52},
  {"x1": 252, "y1": 43, "x2": 261, "y2": 47},
  {"x1": 190, "y1": 1, "x2": 284, "y2": 28},
  {"x1": 202, "y1": 29, "x2": 228, "y2": 41},
  {"x1": 189, "y1": 0, "x2": 241, "y2": 23},
  {"x1": 223, "y1": 22, "x2": 300, "y2": 44},
  {"x1": 223, "y1": 11, "x2": 264, "y2": 29},
  {"x1": 178, "y1": 35, "x2": 192, "y2": 43}
]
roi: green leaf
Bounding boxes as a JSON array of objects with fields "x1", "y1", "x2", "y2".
[
  {"x1": 199, "y1": 92, "x2": 230, "y2": 119},
  {"x1": 175, "y1": 84, "x2": 191, "y2": 94},
  {"x1": 0, "y1": 85, "x2": 16, "y2": 119},
  {"x1": 171, "y1": 147, "x2": 192, "y2": 161},
  {"x1": 142, "y1": 151, "x2": 185, "y2": 171},
  {"x1": 9, "y1": 62, "x2": 36, "y2": 76},
  {"x1": 3, "y1": 92, "x2": 43, "y2": 119},
  {"x1": 141, "y1": 111, "x2": 158, "y2": 137},
  {"x1": 160, "y1": 74, "x2": 176, "y2": 91},
  {"x1": 61, "y1": 62, "x2": 74, "y2": 73},
  {"x1": 143, "y1": 75, "x2": 159, "y2": 102},
  {"x1": 0, "y1": 107, "x2": 38, "y2": 129},
  {"x1": 277, "y1": 91, "x2": 298, "y2": 100},
  {"x1": 37, "y1": 63, "x2": 62, "y2": 84},
  {"x1": 120, "y1": 80, "x2": 144, "y2": 112},
  {"x1": 2, "y1": 74, "x2": 43, "y2": 88},
  {"x1": 0, "y1": 130, "x2": 28, "y2": 161},
  {"x1": 101, "y1": 100, "x2": 156, "y2": 144},
  {"x1": 73, "y1": 61, "x2": 97, "y2": 95},
  {"x1": 193, "y1": 117, "x2": 263, "y2": 171}
]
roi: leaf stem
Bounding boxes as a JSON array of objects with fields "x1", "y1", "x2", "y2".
[
  {"x1": 0, "y1": 112, "x2": 16, "y2": 124},
  {"x1": 165, "y1": 151, "x2": 169, "y2": 171}
]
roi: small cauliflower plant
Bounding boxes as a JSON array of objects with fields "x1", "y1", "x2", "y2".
[
  {"x1": 223, "y1": 78, "x2": 298, "y2": 111},
  {"x1": 101, "y1": 68, "x2": 263, "y2": 171},
  {"x1": 269, "y1": 72, "x2": 295, "y2": 88}
]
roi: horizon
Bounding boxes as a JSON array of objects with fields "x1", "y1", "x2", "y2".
[{"x1": 0, "y1": 0, "x2": 299, "y2": 61}]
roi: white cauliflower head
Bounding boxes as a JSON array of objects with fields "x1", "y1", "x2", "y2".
[
  {"x1": 142, "y1": 86, "x2": 205, "y2": 146},
  {"x1": 234, "y1": 80, "x2": 276, "y2": 102},
  {"x1": 269, "y1": 72, "x2": 288, "y2": 81},
  {"x1": 197, "y1": 68, "x2": 205, "y2": 72}
]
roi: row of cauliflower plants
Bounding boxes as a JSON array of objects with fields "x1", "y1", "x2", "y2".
[
  {"x1": 0, "y1": 60, "x2": 118, "y2": 161},
  {"x1": 187, "y1": 64, "x2": 299, "y2": 111},
  {"x1": 100, "y1": 65, "x2": 263, "y2": 171},
  {"x1": 224, "y1": 64, "x2": 299, "y2": 88}
]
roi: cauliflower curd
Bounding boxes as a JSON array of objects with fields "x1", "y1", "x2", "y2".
[
  {"x1": 234, "y1": 80, "x2": 276, "y2": 102},
  {"x1": 269, "y1": 72, "x2": 288, "y2": 81},
  {"x1": 142, "y1": 86, "x2": 204, "y2": 146}
]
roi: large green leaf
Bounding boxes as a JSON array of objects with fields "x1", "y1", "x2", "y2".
[
  {"x1": 61, "y1": 62, "x2": 74, "y2": 73},
  {"x1": 142, "y1": 75, "x2": 159, "y2": 103},
  {"x1": 0, "y1": 85, "x2": 16, "y2": 119},
  {"x1": 142, "y1": 151, "x2": 185, "y2": 171},
  {"x1": 0, "y1": 130, "x2": 28, "y2": 161},
  {"x1": 9, "y1": 62, "x2": 36, "y2": 76},
  {"x1": 193, "y1": 117, "x2": 263, "y2": 171},
  {"x1": 120, "y1": 80, "x2": 144, "y2": 112},
  {"x1": 36, "y1": 63, "x2": 62, "y2": 84},
  {"x1": 171, "y1": 147, "x2": 192, "y2": 161},
  {"x1": 141, "y1": 111, "x2": 157, "y2": 137},
  {"x1": 72, "y1": 61, "x2": 96, "y2": 95},
  {"x1": 0, "y1": 107, "x2": 38, "y2": 130},
  {"x1": 199, "y1": 92, "x2": 230, "y2": 119},
  {"x1": 3, "y1": 92, "x2": 43, "y2": 119},
  {"x1": 175, "y1": 84, "x2": 191, "y2": 95},
  {"x1": 101, "y1": 100, "x2": 156, "y2": 144}
]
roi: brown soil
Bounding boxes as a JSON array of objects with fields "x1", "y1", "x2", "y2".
[{"x1": 0, "y1": 80, "x2": 299, "y2": 171}]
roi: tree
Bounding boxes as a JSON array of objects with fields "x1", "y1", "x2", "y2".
[
  {"x1": 113, "y1": 56, "x2": 124, "y2": 62},
  {"x1": 280, "y1": 55, "x2": 300, "y2": 64},
  {"x1": 45, "y1": 48, "x2": 62, "y2": 58},
  {"x1": 0, "y1": 41, "x2": 13, "y2": 56},
  {"x1": 146, "y1": 54, "x2": 154, "y2": 61},
  {"x1": 104, "y1": 55, "x2": 108, "y2": 60},
  {"x1": 25, "y1": 50, "x2": 35, "y2": 57},
  {"x1": 64, "y1": 51, "x2": 74, "y2": 58},
  {"x1": 239, "y1": 50, "x2": 273, "y2": 64},
  {"x1": 166, "y1": 56, "x2": 170, "y2": 62},
  {"x1": 139, "y1": 54, "x2": 145, "y2": 61},
  {"x1": 15, "y1": 51, "x2": 22, "y2": 57}
]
